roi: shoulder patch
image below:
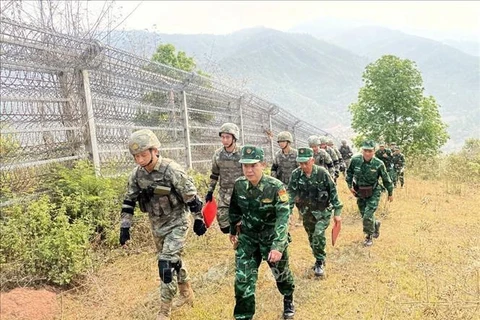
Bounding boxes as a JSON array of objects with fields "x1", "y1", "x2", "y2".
[{"x1": 278, "y1": 188, "x2": 289, "y2": 202}]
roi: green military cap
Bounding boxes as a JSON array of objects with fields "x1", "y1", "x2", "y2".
[
  {"x1": 296, "y1": 147, "x2": 314, "y2": 162},
  {"x1": 361, "y1": 140, "x2": 376, "y2": 150},
  {"x1": 239, "y1": 145, "x2": 264, "y2": 164},
  {"x1": 394, "y1": 146, "x2": 400, "y2": 150}
]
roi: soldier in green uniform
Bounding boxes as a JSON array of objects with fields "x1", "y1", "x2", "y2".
[
  {"x1": 307, "y1": 135, "x2": 334, "y2": 176},
  {"x1": 229, "y1": 145, "x2": 295, "y2": 320},
  {"x1": 320, "y1": 136, "x2": 340, "y2": 183},
  {"x1": 119, "y1": 129, "x2": 207, "y2": 320},
  {"x1": 205, "y1": 123, "x2": 243, "y2": 234},
  {"x1": 375, "y1": 142, "x2": 394, "y2": 180},
  {"x1": 288, "y1": 148, "x2": 343, "y2": 277},
  {"x1": 346, "y1": 140, "x2": 393, "y2": 247},
  {"x1": 392, "y1": 146, "x2": 406, "y2": 188}
]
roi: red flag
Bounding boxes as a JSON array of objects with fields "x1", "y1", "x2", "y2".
[
  {"x1": 332, "y1": 220, "x2": 341, "y2": 246},
  {"x1": 202, "y1": 197, "x2": 217, "y2": 228}
]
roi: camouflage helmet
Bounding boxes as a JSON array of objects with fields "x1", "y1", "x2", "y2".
[
  {"x1": 128, "y1": 129, "x2": 161, "y2": 155},
  {"x1": 277, "y1": 131, "x2": 293, "y2": 143},
  {"x1": 341, "y1": 139, "x2": 347, "y2": 145},
  {"x1": 307, "y1": 135, "x2": 320, "y2": 147},
  {"x1": 219, "y1": 122, "x2": 239, "y2": 140},
  {"x1": 327, "y1": 138, "x2": 334, "y2": 145},
  {"x1": 319, "y1": 136, "x2": 328, "y2": 144}
]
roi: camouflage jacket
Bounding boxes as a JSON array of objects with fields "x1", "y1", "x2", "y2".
[
  {"x1": 288, "y1": 165, "x2": 343, "y2": 216},
  {"x1": 208, "y1": 145, "x2": 243, "y2": 193},
  {"x1": 271, "y1": 148, "x2": 298, "y2": 185},
  {"x1": 324, "y1": 146, "x2": 339, "y2": 166},
  {"x1": 229, "y1": 174, "x2": 291, "y2": 253},
  {"x1": 346, "y1": 154, "x2": 394, "y2": 196},
  {"x1": 392, "y1": 153, "x2": 405, "y2": 169},
  {"x1": 375, "y1": 149, "x2": 393, "y2": 169},
  {"x1": 313, "y1": 149, "x2": 333, "y2": 171},
  {"x1": 339, "y1": 145, "x2": 353, "y2": 160},
  {"x1": 121, "y1": 156, "x2": 200, "y2": 234},
  {"x1": 332, "y1": 146, "x2": 343, "y2": 163}
]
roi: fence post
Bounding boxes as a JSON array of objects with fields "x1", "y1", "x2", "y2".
[
  {"x1": 238, "y1": 96, "x2": 245, "y2": 145},
  {"x1": 292, "y1": 120, "x2": 302, "y2": 149},
  {"x1": 268, "y1": 113, "x2": 274, "y2": 162},
  {"x1": 182, "y1": 90, "x2": 192, "y2": 170},
  {"x1": 81, "y1": 70, "x2": 101, "y2": 176}
]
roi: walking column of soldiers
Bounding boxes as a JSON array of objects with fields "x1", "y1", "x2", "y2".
[{"x1": 118, "y1": 126, "x2": 404, "y2": 320}]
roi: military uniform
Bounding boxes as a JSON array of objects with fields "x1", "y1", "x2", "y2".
[
  {"x1": 346, "y1": 140, "x2": 393, "y2": 245},
  {"x1": 307, "y1": 135, "x2": 334, "y2": 176},
  {"x1": 288, "y1": 148, "x2": 342, "y2": 276},
  {"x1": 120, "y1": 129, "x2": 206, "y2": 320},
  {"x1": 271, "y1": 131, "x2": 298, "y2": 186},
  {"x1": 207, "y1": 123, "x2": 243, "y2": 233},
  {"x1": 229, "y1": 146, "x2": 295, "y2": 320},
  {"x1": 375, "y1": 144, "x2": 394, "y2": 179},
  {"x1": 339, "y1": 140, "x2": 353, "y2": 172},
  {"x1": 392, "y1": 148, "x2": 405, "y2": 187}
]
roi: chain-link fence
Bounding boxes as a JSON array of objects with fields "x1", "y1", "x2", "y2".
[{"x1": 1, "y1": 17, "x2": 334, "y2": 200}]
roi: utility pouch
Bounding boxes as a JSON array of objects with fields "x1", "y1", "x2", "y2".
[
  {"x1": 357, "y1": 186, "x2": 373, "y2": 199},
  {"x1": 153, "y1": 185, "x2": 171, "y2": 196},
  {"x1": 137, "y1": 190, "x2": 150, "y2": 213},
  {"x1": 317, "y1": 190, "x2": 330, "y2": 210}
]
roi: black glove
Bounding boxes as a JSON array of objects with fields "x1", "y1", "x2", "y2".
[
  {"x1": 119, "y1": 227, "x2": 130, "y2": 245},
  {"x1": 187, "y1": 195, "x2": 203, "y2": 213},
  {"x1": 205, "y1": 191, "x2": 213, "y2": 203},
  {"x1": 193, "y1": 219, "x2": 207, "y2": 236}
]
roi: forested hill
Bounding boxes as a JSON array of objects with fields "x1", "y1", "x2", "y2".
[{"x1": 107, "y1": 26, "x2": 479, "y2": 151}]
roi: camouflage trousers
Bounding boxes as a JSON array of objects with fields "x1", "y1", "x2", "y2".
[
  {"x1": 356, "y1": 188, "x2": 382, "y2": 235},
  {"x1": 217, "y1": 188, "x2": 233, "y2": 229},
  {"x1": 302, "y1": 209, "x2": 332, "y2": 261},
  {"x1": 150, "y1": 218, "x2": 190, "y2": 303},
  {"x1": 234, "y1": 232, "x2": 295, "y2": 320},
  {"x1": 393, "y1": 169, "x2": 404, "y2": 187}
]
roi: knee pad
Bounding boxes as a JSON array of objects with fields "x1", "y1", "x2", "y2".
[
  {"x1": 220, "y1": 226, "x2": 230, "y2": 234},
  {"x1": 158, "y1": 260, "x2": 175, "y2": 284}
]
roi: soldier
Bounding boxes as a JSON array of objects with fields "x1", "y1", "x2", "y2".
[
  {"x1": 339, "y1": 139, "x2": 354, "y2": 173},
  {"x1": 320, "y1": 136, "x2": 340, "y2": 182},
  {"x1": 205, "y1": 123, "x2": 243, "y2": 234},
  {"x1": 375, "y1": 142, "x2": 393, "y2": 178},
  {"x1": 392, "y1": 146, "x2": 405, "y2": 188},
  {"x1": 346, "y1": 140, "x2": 393, "y2": 247},
  {"x1": 288, "y1": 147, "x2": 343, "y2": 278},
  {"x1": 327, "y1": 138, "x2": 344, "y2": 180},
  {"x1": 271, "y1": 131, "x2": 298, "y2": 186},
  {"x1": 307, "y1": 135, "x2": 334, "y2": 177},
  {"x1": 119, "y1": 129, "x2": 207, "y2": 320},
  {"x1": 229, "y1": 145, "x2": 295, "y2": 320}
]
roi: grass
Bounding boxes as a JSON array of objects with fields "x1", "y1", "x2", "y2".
[{"x1": 56, "y1": 177, "x2": 480, "y2": 320}]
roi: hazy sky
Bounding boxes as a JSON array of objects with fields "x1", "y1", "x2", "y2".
[{"x1": 110, "y1": 1, "x2": 479, "y2": 40}]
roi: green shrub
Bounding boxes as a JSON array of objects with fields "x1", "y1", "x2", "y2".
[{"x1": 0, "y1": 195, "x2": 91, "y2": 286}]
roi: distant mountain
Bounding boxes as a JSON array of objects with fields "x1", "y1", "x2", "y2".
[
  {"x1": 107, "y1": 27, "x2": 368, "y2": 132},
  {"x1": 328, "y1": 26, "x2": 480, "y2": 150},
  {"x1": 107, "y1": 25, "x2": 479, "y2": 151},
  {"x1": 442, "y1": 39, "x2": 479, "y2": 56}
]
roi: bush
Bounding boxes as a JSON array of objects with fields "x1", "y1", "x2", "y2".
[{"x1": 0, "y1": 195, "x2": 91, "y2": 286}]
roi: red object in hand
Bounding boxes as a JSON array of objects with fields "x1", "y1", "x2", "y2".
[
  {"x1": 202, "y1": 197, "x2": 217, "y2": 228},
  {"x1": 332, "y1": 220, "x2": 341, "y2": 246}
]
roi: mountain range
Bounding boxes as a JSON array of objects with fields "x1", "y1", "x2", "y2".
[{"x1": 105, "y1": 22, "x2": 480, "y2": 152}]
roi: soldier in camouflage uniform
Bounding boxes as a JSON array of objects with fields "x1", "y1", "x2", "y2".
[
  {"x1": 375, "y1": 142, "x2": 394, "y2": 180},
  {"x1": 392, "y1": 146, "x2": 405, "y2": 188},
  {"x1": 339, "y1": 139, "x2": 354, "y2": 174},
  {"x1": 119, "y1": 129, "x2": 207, "y2": 320},
  {"x1": 327, "y1": 138, "x2": 344, "y2": 180},
  {"x1": 346, "y1": 140, "x2": 393, "y2": 247},
  {"x1": 205, "y1": 123, "x2": 243, "y2": 234},
  {"x1": 320, "y1": 136, "x2": 340, "y2": 182},
  {"x1": 229, "y1": 145, "x2": 295, "y2": 320},
  {"x1": 271, "y1": 131, "x2": 298, "y2": 186},
  {"x1": 288, "y1": 148, "x2": 343, "y2": 278},
  {"x1": 307, "y1": 135, "x2": 334, "y2": 177}
]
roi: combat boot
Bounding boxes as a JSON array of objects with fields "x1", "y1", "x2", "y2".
[
  {"x1": 157, "y1": 300, "x2": 172, "y2": 320},
  {"x1": 373, "y1": 221, "x2": 381, "y2": 239},
  {"x1": 363, "y1": 235, "x2": 373, "y2": 247},
  {"x1": 313, "y1": 260, "x2": 325, "y2": 278},
  {"x1": 173, "y1": 282, "x2": 194, "y2": 309},
  {"x1": 283, "y1": 295, "x2": 295, "y2": 319}
]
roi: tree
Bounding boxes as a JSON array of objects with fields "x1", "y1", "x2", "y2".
[{"x1": 349, "y1": 55, "x2": 448, "y2": 156}]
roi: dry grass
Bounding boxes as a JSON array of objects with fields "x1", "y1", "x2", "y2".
[{"x1": 56, "y1": 177, "x2": 480, "y2": 320}]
